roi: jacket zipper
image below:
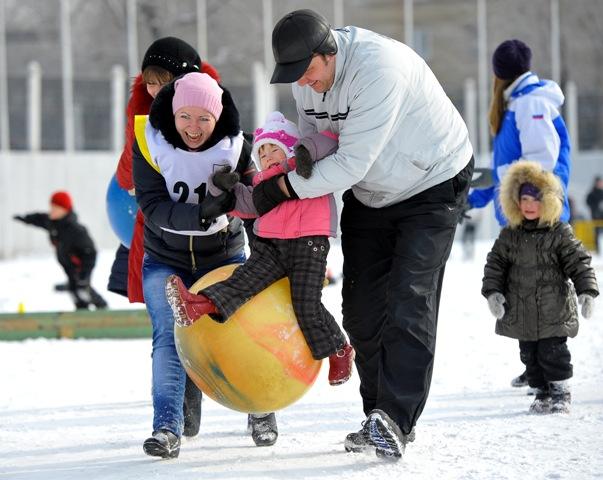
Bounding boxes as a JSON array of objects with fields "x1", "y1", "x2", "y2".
[{"x1": 189, "y1": 235, "x2": 197, "y2": 273}]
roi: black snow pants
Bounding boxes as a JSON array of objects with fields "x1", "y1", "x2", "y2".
[
  {"x1": 519, "y1": 337, "x2": 573, "y2": 388},
  {"x1": 340, "y1": 157, "x2": 473, "y2": 435}
]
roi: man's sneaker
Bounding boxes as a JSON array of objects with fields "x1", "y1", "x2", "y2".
[
  {"x1": 345, "y1": 424, "x2": 415, "y2": 453},
  {"x1": 328, "y1": 343, "x2": 355, "y2": 386},
  {"x1": 550, "y1": 380, "x2": 571, "y2": 414},
  {"x1": 511, "y1": 371, "x2": 529, "y2": 388},
  {"x1": 165, "y1": 274, "x2": 217, "y2": 327},
  {"x1": 362, "y1": 409, "x2": 407, "y2": 461},
  {"x1": 528, "y1": 387, "x2": 551, "y2": 415},
  {"x1": 183, "y1": 376, "x2": 202, "y2": 437},
  {"x1": 344, "y1": 429, "x2": 370, "y2": 453},
  {"x1": 143, "y1": 430, "x2": 181, "y2": 459},
  {"x1": 249, "y1": 412, "x2": 278, "y2": 446}
]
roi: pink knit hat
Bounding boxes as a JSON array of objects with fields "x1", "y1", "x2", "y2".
[
  {"x1": 252, "y1": 111, "x2": 300, "y2": 161},
  {"x1": 172, "y1": 72, "x2": 223, "y2": 120}
]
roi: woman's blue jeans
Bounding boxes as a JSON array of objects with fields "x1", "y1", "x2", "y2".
[{"x1": 142, "y1": 252, "x2": 245, "y2": 436}]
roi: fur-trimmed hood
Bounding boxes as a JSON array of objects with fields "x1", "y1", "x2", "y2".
[
  {"x1": 149, "y1": 78, "x2": 240, "y2": 151},
  {"x1": 499, "y1": 160, "x2": 563, "y2": 228}
]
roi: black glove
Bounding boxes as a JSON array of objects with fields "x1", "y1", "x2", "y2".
[
  {"x1": 212, "y1": 166, "x2": 240, "y2": 192},
  {"x1": 13, "y1": 215, "x2": 25, "y2": 222},
  {"x1": 198, "y1": 191, "x2": 236, "y2": 229},
  {"x1": 294, "y1": 144, "x2": 314, "y2": 179},
  {"x1": 252, "y1": 174, "x2": 289, "y2": 216}
]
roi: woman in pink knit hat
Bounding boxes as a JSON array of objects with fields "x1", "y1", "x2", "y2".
[
  {"x1": 166, "y1": 111, "x2": 355, "y2": 389},
  {"x1": 132, "y1": 72, "x2": 278, "y2": 458}
]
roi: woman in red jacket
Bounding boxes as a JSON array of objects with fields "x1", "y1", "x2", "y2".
[
  {"x1": 108, "y1": 37, "x2": 220, "y2": 441},
  {"x1": 109, "y1": 36, "x2": 220, "y2": 303}
]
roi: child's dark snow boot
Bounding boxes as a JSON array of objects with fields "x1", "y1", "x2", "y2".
[
  {"x1": 550, "y1": 380, "x2": 571, "y2": 414},
  {"x1": 528, "y1": 386, "x2": 552, "y2": 414},
  {"x1": 511, "y1": 371, "x2": 529, "y2": 387},
  {"x1": 249, "y1": 412, "x2": 278, "y2": 446}
]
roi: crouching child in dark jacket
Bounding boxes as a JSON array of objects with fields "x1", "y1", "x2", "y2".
[
  {"x1": 482, "y1": 161, "x2": 598, "y2": 414},
  {"x1": 13, "y1": 191, "x2": 108, "y2": 310}
]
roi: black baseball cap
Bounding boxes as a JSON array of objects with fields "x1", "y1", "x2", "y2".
[{"x1": 270, "y1": 10, "x2": 335, "y2": 84}]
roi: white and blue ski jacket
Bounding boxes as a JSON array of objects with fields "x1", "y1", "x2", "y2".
[{"x1": 468, "y1": 72, "x2": 571, "y2": 225}]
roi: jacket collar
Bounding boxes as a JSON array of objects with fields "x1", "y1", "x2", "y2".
[{"x1": 504, "y1": 72, "x2": 539, "y2": 100}]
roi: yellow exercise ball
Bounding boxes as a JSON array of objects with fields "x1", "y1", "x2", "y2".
[{"x1": 174, "y1": 264, "x2": 322, "y2": 414}]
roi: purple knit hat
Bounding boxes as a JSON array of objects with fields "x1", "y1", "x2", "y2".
[
  {"x1": 252, "y1": 111, "x2": 300, "y2": 161},
  {"x1": 172, "y1": 72, "x2": 223, "y2": 119},
  {"x1": 492, "y1": 39, "x2": 532, "y2": 80},
  {"x1": 519, "y1": 182, "x2": 541, "y2": 199}
]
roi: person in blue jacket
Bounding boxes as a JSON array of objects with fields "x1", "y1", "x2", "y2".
[
  {"x1": 467, "y1": 39, "x2": 572, "y2": 389},
  {"x1": 468, "y1": 39, "x2": 571, "y2": 225}
]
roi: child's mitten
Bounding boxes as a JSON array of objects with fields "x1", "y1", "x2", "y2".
[
  {"x1": 487, "y1": 292, "x2": 506, "y2": 319},
  {"x1": 578, "y1": 293, "x2": 595, "y2": 319}
]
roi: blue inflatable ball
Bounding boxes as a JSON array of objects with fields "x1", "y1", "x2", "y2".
[{"x1": 106, "y1": 174, "x2": 137, "y2": 248}]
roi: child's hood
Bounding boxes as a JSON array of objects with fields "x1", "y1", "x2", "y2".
[{"x1": 499, "y1": 160, "x2": 563, "y2": 228}]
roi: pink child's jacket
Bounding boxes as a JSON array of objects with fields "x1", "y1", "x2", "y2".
[{"x1": 229, "y1": 132, "x2": 338, "y2": 239}]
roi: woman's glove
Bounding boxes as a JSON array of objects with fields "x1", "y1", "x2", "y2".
[
  {"x1": 578, "y1": 293, "x2": 595, "y2": 319},
  {"x1": 487, "y1": 292, "x2": 506, "y2": 319},
  {"x1": 208, "y1": 166, "x2": 240, "y2": 195},
  {"x1": 198, "y1": 191, "x2": 235, "y2": 229}
]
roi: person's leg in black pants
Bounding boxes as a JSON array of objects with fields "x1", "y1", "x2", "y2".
[
  {"x1": 519, "y1": 340, "x2": 546, "y2": 388},
  {"x1": 341, "y1": 159, "x2": 473, "y2": 436}
]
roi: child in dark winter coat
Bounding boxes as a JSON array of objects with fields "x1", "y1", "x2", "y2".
[
  {"x1": 482, "y1": 161, "x2": 599, "y2": 414},
  {"x1": 13, "y1": 191, "x2": 107, "y2": 310},
  {"x1": 166, "y1": 111, "x2": 355, "y2": 387}
]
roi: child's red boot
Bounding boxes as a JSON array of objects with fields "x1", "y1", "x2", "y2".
[
  {"x1": 328, "y1": 343, "x2": 355, "y2": 386},
  {"x1": 166, "y1": 274, "x2": 217, "y2": 327}
]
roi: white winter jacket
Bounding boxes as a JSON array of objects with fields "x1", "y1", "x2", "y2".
[{"x1": 288, "y1": 26, "x2": 473, "y2": 208}]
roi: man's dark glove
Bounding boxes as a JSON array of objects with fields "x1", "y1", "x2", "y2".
[
  {"x1": 210, "y1": 166, "x2": 240, "y2": 193},
  {"x1": 294, "y1": 144, "x2": 314, "y2": 179},
  {"x1": 198, "y1": 191, "x2": 236, "y2": 229},
  {"x1": 13, "y1": 215, "x2": 25, "y2": 222},
  {"x1": 252, "y1": 174, "x2": 289, "y2": 216}
]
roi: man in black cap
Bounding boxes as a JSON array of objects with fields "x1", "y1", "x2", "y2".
[{"x1": 252, "y1": 9, "x2": 474, "y2": 461}]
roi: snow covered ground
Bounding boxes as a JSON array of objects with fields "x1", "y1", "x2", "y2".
[{"x1": 1, "y1": 241, "x2": 602, "y2": 479}]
